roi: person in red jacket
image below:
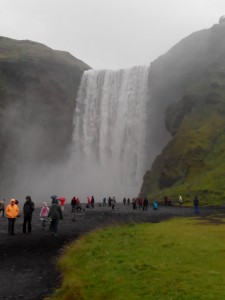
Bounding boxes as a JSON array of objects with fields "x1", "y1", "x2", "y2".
[
  {"x1": 58, "y1": 197, "x2": 66, "y2": 211},
  {"x1": 137, "y1": 197, "x2": 143, "y2": 209},
  {"x1": 6, "y1": 199, "x2": 19, "y2": 235}
]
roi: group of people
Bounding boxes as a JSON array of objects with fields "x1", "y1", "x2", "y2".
[
  {"x1": 2, "y1": 195, "x2": 64, "y2": 237},
  {"x1": 121, "y1": 196, "x2": 157, "y2": 211},
  {"x1": 3, "y1": 196, "x2": 35, "y2": 235},
  {"x1": 121, "y1": 194, "x2": 200, "y2": 213},
  {"x1": 1, "y1": 193, "x2": 201, "y2": 236}
]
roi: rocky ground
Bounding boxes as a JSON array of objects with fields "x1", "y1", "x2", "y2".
[{"x1": 0, "y1": 203, "x2": 223, "y2": 300}]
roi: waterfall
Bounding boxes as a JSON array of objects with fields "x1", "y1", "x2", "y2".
[{"x1": 71, "y1": 66, "x2": 150, "y2": 200}]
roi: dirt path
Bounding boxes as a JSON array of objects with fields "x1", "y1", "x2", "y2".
[{"x1": 0, "y1": 203, "x2": 223, "y2": 300}]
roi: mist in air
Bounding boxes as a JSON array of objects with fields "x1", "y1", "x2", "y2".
[{"x1": 1, "y1": 65, "x2": 170, "y2": 205}]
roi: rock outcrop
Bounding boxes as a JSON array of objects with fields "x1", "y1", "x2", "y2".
[{"x1": 141, "y1": 22, "x2": 225, "y2": 203}]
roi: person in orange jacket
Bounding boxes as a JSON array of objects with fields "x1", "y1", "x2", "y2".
[{"x1": 6, "y1": 199, "x2": 20, "y2": 235}]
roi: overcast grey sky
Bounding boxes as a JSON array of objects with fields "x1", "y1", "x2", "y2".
[{"x1": 0, "y1": 0, "x2": 224, "y2": 69}]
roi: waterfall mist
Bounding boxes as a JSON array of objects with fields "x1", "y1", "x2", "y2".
[
  {"x1": 1, "y1": 65, "x2": 170, "y2": 205},
  {"x1": 69, "y1": 66, "x2": 150, "y2": 200}
]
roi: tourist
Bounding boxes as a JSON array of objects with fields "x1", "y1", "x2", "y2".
[
  {"x1": 132, "y1": 198, "x2": 137, "y2": 210},
  {"x1": 75, "y1": 197, "x2": 82, "y2": 212},
  {"x1": 87, "y1": 196, "x2": 91, "y2": 206},
  {"x1": 123, "y1": 197, "x2": 126, "y2": 205},
  {"x1": 153, "y1": 200, "x2": 158, "y2": 211},
  {"x1": 137, "y1": 196, "x2": 143, "y2": 209},
  {"x1": 59, "y1": 197, "x2": 66, "y2": 211},
  {"x1": 193, "y1": 196, "x2": 200, "y2": 214},
  {"x1": 143, "y1": 197, "x2": 149, "y2": 211},
  {"x1": 23, "y1": 196, "x2": 35, "y2": 234},
  {"x1": 48, "y1": 198, "x2": 63, "y2": 237},
  {"x1": 71, "y1": 196, "x2": 76, "y2": 212},
  {"x1": 6, "y1": 199, "x2": 19, "y2": 235},
  {"x1": 111, "y1": 196, "x2": 116, "y2": 210},
  {"x1": 178, "y1": 195, "x2": 183, "y2": 208},
  {"x1": 40, "y1": 202, "x2": 49, "y2": 228},
  {"x1": 91, "y1": 195, "x2": 95, "y2": 209},
  {"x1": 164, "y1": 195, "x2": 172, "y2": 206},
  {"x1": 0, "y1": 198, "x2": 5, "y2": 217}
]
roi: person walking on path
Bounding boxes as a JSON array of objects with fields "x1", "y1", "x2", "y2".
[
  {"x1": 178, "y1": 195, "x2": 183, "y2": 208},
  {"x1": 48, "y1": 198, "x2": 63, "y2": 237},
  {"x1": 6, "y1": 199, "x2": 19, "y2": 235},
  {"x1": 23, "y1": 196, "x2": 35, "y2": 234},
  {"x1": 193, "y1": 196, "x2": 200, "y2": 214},
  {"x1": 0, "y1": 198, "x2": 5, "y2": 217},
  {"x1": 40, "y1": 202, "x2": 49, "y2": 228}
]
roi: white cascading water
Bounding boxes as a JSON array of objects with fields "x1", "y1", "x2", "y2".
[{"x1": 71, "y1": 66, "x2": 150, "y2": 200}]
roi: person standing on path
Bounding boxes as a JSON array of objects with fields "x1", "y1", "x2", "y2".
[
  {"x1": 40, "y1": 202, "x2": 49, "y2": 228},
  {"x1": 71, "y1": 196, "x2": 76, "y2": 212},
  {"x1": 193, "y1": 196, "x2": 200, "y2": 214},
  {"x1": 91, "y1": 195, "x2": 95, "y2": 209},
  {"x1": 23, "y1": 196, "x2": 35, "y2": 234},
  {"x1": 48, "y1": 198, "x2": 63, "y2": 237},
  {"x1": 153, "y1": 200, "x2": 158, "y2": 211},
  {"x1": 0, "y1": 198, "x2": 5, "y2": 217},
  {"x1": 137, "y1": 196, "x2": 143, "y2": 209},
  {"x1": 111, "y1": 197, "x2": 116, "y2": 210},
  {"x1": 143, "y1": 197, "x2": 149, "y2": 211},
  {"x1": 6, "y1": 199, "x2": 19, "y2": 235},
  {"x1": 59, "y1": 197, "x2": 66, "y2": 211},
  {"x1": 178, "y1": 195, "x2": 183, "y2": 208}
]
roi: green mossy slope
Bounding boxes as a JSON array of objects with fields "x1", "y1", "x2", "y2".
[{"x1": 141, "y1": 66, "x2": 225, "y2": 204}]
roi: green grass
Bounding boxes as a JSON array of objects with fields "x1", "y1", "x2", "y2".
[{"x1": 45, "y1": 217, "x2": 225, "y2": 300}]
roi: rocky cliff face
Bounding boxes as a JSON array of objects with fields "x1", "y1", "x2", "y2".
[
  {"x1": 0, "y1": 37, "x2": 90, "y2": 194},
  {"x1": 141, "y1": 23, "x2": 225, "y2": 204}
]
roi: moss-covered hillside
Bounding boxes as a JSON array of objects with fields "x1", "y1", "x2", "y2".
[{"x1": 141, "y1": 23, "x2": 225, "y2": 204}]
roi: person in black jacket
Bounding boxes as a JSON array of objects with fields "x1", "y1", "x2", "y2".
[
  {"x1": 48, "y1": 198, "x2": 63, "y2": 236},
  {"x1": 23, "y1": 196, "x2": 35, "y2": 234},
  {"x1": 193, "y1": 196, "x2": 200, "y2": 214},
  {"x1": 143, "y1": 197, "x2": 149, "y2": 211}
]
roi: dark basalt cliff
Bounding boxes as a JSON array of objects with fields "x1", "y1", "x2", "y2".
[
  {"x1": 0, "y1": 37, "x2": 90, "y2": 191},
  {"x1": 141, "y1": 23, "x2": 225, "y2": 204}
]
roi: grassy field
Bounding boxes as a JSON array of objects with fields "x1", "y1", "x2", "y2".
[{"x1": 45, "y1": 216, "x2": 225, "y2": 300}]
